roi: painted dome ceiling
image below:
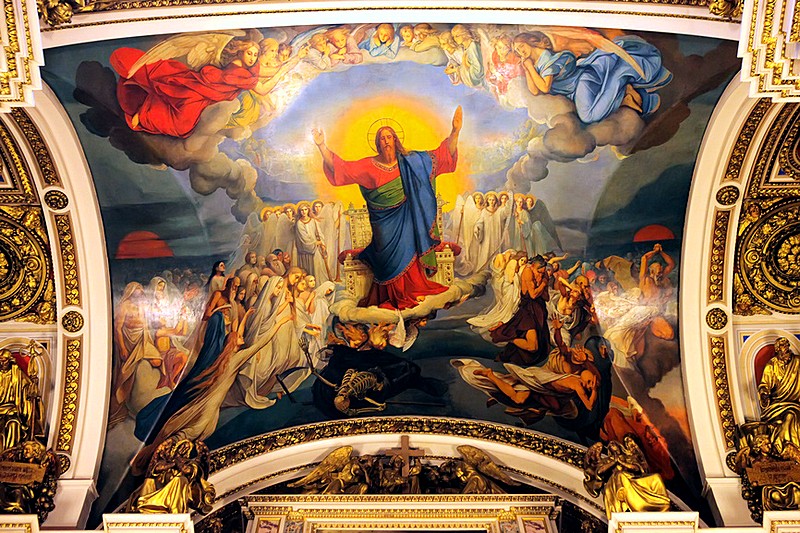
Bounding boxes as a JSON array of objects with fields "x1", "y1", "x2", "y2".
[{"x1": 5, "y1": 1, "x2": 800, "y2": 528}]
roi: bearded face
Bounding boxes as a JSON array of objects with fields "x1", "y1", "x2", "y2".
[{"x1": 376, "y1": 128, "x2": 397, "y2": 160}]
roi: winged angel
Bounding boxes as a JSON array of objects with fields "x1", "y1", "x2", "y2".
[
  {"x1": 508, "y1": 26, "x2": 672, "y2": 124},
  {"x1": 287, "y1": 446, "x2": 370, "y2": 494},
  {"x1": 110, "y1": 30, "x2": 304, "y2": 138}
]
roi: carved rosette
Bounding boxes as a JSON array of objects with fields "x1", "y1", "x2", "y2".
[{"x1": 736, "y1": 200, "x2": 800, "y2": 314}]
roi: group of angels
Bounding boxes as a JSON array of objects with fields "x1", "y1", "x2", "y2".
[
  {"x1": 108, "y1": 23, "x2": 672, "y2": 142},
  {"x1": 449, "y1": 190, "x2": 559, "y2": 276}
]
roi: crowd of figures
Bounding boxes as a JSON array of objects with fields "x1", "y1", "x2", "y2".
[{"x1": 452, "y1": 241, "x2": 679, "y2": 480}]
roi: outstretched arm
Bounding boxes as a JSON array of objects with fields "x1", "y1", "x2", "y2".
[
  {"x1": 312, "y1": 128, "x2": 335, "y2": 173},
  {"x1": 447, "y1": 106, "x2": 463, "y2": 156}
]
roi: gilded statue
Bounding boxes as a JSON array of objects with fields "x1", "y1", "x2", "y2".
[
  {"x1": 0, "y1": 441, "x2": 58, "y2": 519},
  {"x1": 0, "y1": 347, "x2": 43, "y2": 452},
  {"x1": 583, "y1": 435, "x2": 670, "y2": 519},
  {"x1": 129, "y1": 437, "x2": 215, "y2": 514},
  {"x1": 758, "y1": 337, "x2": 800, "y2": 463},
  {"x1": 286, "y1": 442, "x2": 518, "y2": 495},
  {"x1": 288, "y1": 446, "x2": 370, "y2": 494}
]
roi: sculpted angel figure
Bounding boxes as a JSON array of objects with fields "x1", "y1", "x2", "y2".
[
  {"x1": 583, "y1": 436, "x2": 670, "y2": 519},
  {"x1": 455, "y1": 445, "x2": 520, "y2": 493},
  {"x1": 111, "y1": 31, "x2": 290, "y2": 138},
  {"x1": 287, "y1": 446, "x2": 369, "y2": 494}
]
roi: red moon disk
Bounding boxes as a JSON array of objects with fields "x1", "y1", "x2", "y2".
[
  {"x1": 116, "y1": 231, "x2": 174, "y2": 259},
  {"x1": 633, "y1": 224, "x2": 675, "y2": 243}
]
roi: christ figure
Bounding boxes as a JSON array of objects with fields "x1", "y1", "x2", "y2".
[{"x1": 311, "y1": 106, "x2": 462, "y2": 310}]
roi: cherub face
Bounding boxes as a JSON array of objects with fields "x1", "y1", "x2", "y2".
[
  {"x1": 260, "y1": 45, "x2": 279, "y2": 66},
  {"x1": 242, "y1": 45, "x2": 260, "y2": 67},
  {"x1": 330, "y1": 29, "x2": 348, "y2": 49},
  {"x1": 377, "y1": 26, "x2": 392, "y2": 43},
  {"x1": 278, "y1": 47, "x2": 291, "y2": 62},
  {"x1": 495, "y1": 40, "x2": 510, "y2": 57},
  {"x1": 400, "y1": 27, "x2": 414, "y2": 43}
]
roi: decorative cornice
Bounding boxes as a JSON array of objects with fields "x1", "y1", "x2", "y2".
[
  {"x1": 0, "y1": 0, "x2": 42, "y2": 111},
  {"x1": 209, "y1": 417, "x2": 586, "y2": 474}
]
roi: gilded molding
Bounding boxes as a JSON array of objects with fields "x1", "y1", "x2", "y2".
[
  {"x1": 10, "y1": 110, "x2": 60, "y2": 186},
  {"x1": 0, "y1": 525, "x2": 32, "y2": 533},
  {"x1": 615, "y1": 521, "x2": 695, "y2": 533},
  {"x1": 710, "y1": 336, "x2": 736, "y2": 449},
  {"x1": 55, "y1": 336, "x2": 81, "y2": 453},
  {"x1": 40, "y1": 5, "x2": 728, "y2": 33},
  {"x1": 53, "y1": 214, "x2": 80, "y2": 307},
  {"x1": 0, "y1": 0, "x2": 42, "y2": 111},
  {"x1": 708, "y1": 209, "x2": 730, "y2": 303},
  {"x1": 208, "y1": 417, "x2": 586, "y2": 474},
  {"x1": 724, "y1": 99, "x2": 772, "y2": 183}
]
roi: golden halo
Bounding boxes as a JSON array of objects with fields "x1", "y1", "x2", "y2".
[{"x1": 367, "y1": 118, "x2": 405, "y2": 153}]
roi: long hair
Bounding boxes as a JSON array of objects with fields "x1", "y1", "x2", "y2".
[
  {"x1": 206, "y1": 261, "x2": 224, "y2": 286},
  {"x1": 513, "y1": 32, "x2": 553, "y2": 51},
  {"x1": 374, "y1": 126, "x2": 409, "y2": 157},
  {"x1": 220, "y1": 39, "x2": 258, "y2": 67}
]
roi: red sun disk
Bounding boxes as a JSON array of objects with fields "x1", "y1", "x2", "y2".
[
  {"x1": 633, "y1": 224, "x2": 675, "y2": 243},
  {"x1": 116, "y1": 230, "x2": 174, "y2": 259}
]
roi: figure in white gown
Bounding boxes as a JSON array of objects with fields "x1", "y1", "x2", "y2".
[
  {"x1": 474, "y1": 192, "x2": 510, "y2": 272},
  {"x1": 454, "y1": 192, "x2": 484, "y2": 276},
  {"x1": 468, "y1": 250, "x2": 521, "y2": 342},
  {"x1": 294, "y1": 202, "x2": 330, "y2": 283},
  {"x1": 313, "y1": 200, "x2": 344, "y2": 281},
  {"x1": 228, "y1": 275, "x2": 311, "y2": 409}
]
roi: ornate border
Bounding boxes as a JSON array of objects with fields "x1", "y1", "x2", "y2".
[
  {"x1": 55, "y1": 336, "x2": 81, "y2": 453},
  {"x1": 53, "y1": 214, "x2": 80, "y2": 307},
  {"x1": 708, "y1": 210, "x2": 730, "y2": 303},
  {"x1": 41, "y1": 5, "x2": 731, "y2": 32},
  {"x1": 9, "y1": 110, "x2": 60, "y2": 187},
  {"x1": 709, "y1": 336, "x2": 735, "y2": 449},
  {"x1": 723, "y1": 98, "x2": 773, "y2": 183},
  {"x1": 208, "y1": 417, "x2": 586, "y2": 474}
]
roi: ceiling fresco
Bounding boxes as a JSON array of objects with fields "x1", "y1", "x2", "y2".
[{"x1": 39, "y1": 23, "x2": 739, "y2": 521}]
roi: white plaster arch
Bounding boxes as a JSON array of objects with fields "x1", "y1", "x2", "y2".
[{"x1": 18, "y1": 83, "x2": 112, "y2": 529}]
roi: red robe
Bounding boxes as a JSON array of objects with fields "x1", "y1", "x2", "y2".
[
  {"x1": 110, "y1": 47, "x2": 258, "y2": 138},
  {"x1": 324, "y1": 141, "x2": 457, "y2": 310}
]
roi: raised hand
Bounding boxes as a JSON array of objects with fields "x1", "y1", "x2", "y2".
[
  {"x1": 452, "y1": 105, "x2": 463, "y2": 133},
  {"x1": 311, "y1": 128, "x2": 325, "y2": 146}
]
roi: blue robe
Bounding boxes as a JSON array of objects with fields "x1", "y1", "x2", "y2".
[
  {"x1": 536, "y1": 35, "x2": 672, "y2": 124},
  {"x1": 134, "y1": 310, "x2": 228, "y2": 442}
]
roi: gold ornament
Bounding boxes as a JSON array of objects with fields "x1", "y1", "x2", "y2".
[
  {"x1": 128, "y1": 437, "x2": 215, "y2": 515},
  {"x1": 43, "y1": 190, "x2": 68, "y2": 211},
  {"x1": 0, "y1": 341, "x2": 60, "y2": 521},
  {"x1": 583, "y1": 436, "x2": 670, "y2": 519},
  {"x1": 716, "y1": 186, "x2": 740, "y2": 206},
  {"x1": 731, "y1": 337, "x2": 800, "y2": 521},
  {"x1": 61, "y1": 310, "x2": 83, "y2": 333},
  {"x1": 708, "y1": 0, "x2": 742, "y2": 18},
  {"x1": 705, "y1": 308, "x2": 728, "y2": 330}
]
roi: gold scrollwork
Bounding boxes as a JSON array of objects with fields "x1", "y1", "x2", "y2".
[
  {"x1": 9, "y1": 110, "x2": 60, "y2": 187},
  {"x1": 710, "y1": 337, "x2": 736, "y2": 449},
  {"x1": 708, "y1": 0, "x2": 742, "y2": 19},
  {"x1": 61, "y1": 310, "x2": 83, "y2": 333},
  {"x1": 56, "y1": 453, "x2": 70, "y2": 475},
  {"x1": 736, "y1": 199, "x2": 800, "y2": 314},
  {"x1": 43, "y1": 190, "x2": 68, "y2": 211},
  {"x1": 208, "y1": 418, "x2": 586, "y2": 474},
  {"x1": 708, "y1": 210, "x2": 729, "y2": 303},
  {"x1": 55, "y1": 337, "x2": 81, "y2": 453},
  {"x1": 705, "y1": 308, "x2": 728, "y2": 330},
  {"x1": 53, "y1": 214, "x2": 80, "y2": 307},
  {"x1": 724, "y1": 99, "x2": 772, "y2": 183}
]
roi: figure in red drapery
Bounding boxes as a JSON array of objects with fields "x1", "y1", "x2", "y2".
[
  {"x1": 110, "y1": 40, "x2": 261, "y2": 138},
  {"x1": 312, "y1": 107, "x2": 463, "y2": 310}
]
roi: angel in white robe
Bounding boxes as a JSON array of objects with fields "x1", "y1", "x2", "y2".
[
  {"x1": 294, "y1": 202, "x2": 330, "y2": 282},
  {"x1": 474, "y1": 192, "x2": 510, "y2": 272},
  {"x1": 313, "y1": 200, "x2": 344, "y2": 282},
  {"x1": 467, "y1": 250, "x2": 521, "y2": 342},
  {"x1": 453, "y1": 193, "x2": 484, "y2": 276}
]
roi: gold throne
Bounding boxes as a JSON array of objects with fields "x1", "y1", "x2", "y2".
[{"x1": 342, "y1": 196, "x2": 455, "y2": 301}]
